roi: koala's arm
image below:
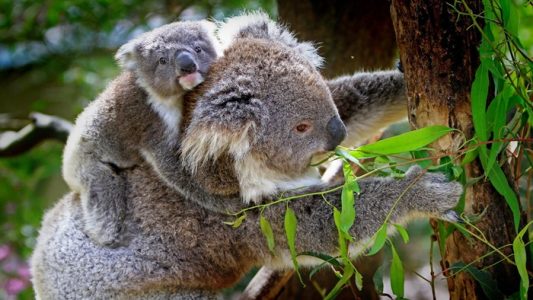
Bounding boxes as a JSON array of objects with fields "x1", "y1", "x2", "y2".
[
  {"x1": 249, "y1": 167, "x2": 461, "y2": 266},
  {"x1": 327, "y1": 70, "x2": 407, "y2": 146},
  {"x1": 62, "y1": 134, "x2": 130, "y2": 247}
]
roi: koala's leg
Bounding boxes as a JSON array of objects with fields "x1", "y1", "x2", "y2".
[
  {"x1": 81, "y1": 160, "x2": 128, "y2": 247},
  {"x1": 327, "y1": 70, "x2": 407, "y2": 146},
  {"x1": 255, "y1": 166, "x2": 462, "y2": 267}
]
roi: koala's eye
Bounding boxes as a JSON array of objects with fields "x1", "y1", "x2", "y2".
[
  {"x1": 159, "y1": 57, "x2": 167, "y2": 65},
  {"x1": 194, "y1": 46, "x2": 202, "y2": 53},
  {"x1": 295, "y1": 122, "x2": 312, "y2": 133}
]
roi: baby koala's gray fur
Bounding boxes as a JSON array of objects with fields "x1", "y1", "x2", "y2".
[
  {"x1": 62, "y1": 20, "x2": 220, "y2": 247},
  {"x1": 32, "y1": 13, "x2": 462, "y2": 299}
]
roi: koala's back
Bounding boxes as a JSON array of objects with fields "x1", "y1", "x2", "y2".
[
  {"x1": 69, "y1": 72, "x2": 155, "y2": 152},
  {"x1": 31, "y1": 164, "x2": 263, "y2": 299},
  {"x1": 62, "y1": 72, "x2": 161, "y2": 190}
]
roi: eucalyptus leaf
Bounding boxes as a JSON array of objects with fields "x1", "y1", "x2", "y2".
[
  {"x1": 390, "y1": 242, "x2": 404, "y2": 298},
  {"x1": 285, "y1": 207, "x2": 304, "y2": 284},
  {"x1": 471, "y1": 64, "x2": 489, "y2": 141},
  {"x1": 367, "y1": 225, "x2": 387, "y2": 256},
  {"x1": 393, "y1": 224, "x2": 410, "y2": 244},
  {"x1": 223, "y1": 213, "x2": 246, "y2": 228},
  {"x1": 259, "y1": 215, "x2": 275, "y2": 254},
  {"x1": 324, "y1": 264, "x2": 354, "y2": 300},
  {"x1": 352, "y1": 125, "x2": 453, "y2": 157},
  {"x1": 513, "y1": 221, "x2": 533, "y2": 300}
]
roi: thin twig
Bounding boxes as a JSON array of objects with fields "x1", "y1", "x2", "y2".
[{"x1": 0, "y1": 112, "x2": 72, "y2": 157}]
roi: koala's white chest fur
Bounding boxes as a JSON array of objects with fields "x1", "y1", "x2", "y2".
[
  {"x1": 147, "y1": 93, "x2": 183, "y2": 138},
  {"x1": 235, "y1": 155, "x2": 323, "y2": 204}
]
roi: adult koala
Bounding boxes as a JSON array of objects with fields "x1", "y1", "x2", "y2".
[{"x1": 31, "y1": 14, "x2": 461, "y2": 299}]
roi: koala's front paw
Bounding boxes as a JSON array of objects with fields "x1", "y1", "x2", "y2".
[
  {"x1": 95, "y1": 229, "x2": 124, "y2": 248},
  {"x1": 405, "y1": 166, "x2": 463, "y2": 221},
  {"x1": 85, "y1": 222, "x2": 125, "y2": 248}
]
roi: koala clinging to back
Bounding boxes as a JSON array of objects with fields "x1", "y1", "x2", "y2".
[{"x1": 62, "y1": 20, "x2": 221, "y2": 247}]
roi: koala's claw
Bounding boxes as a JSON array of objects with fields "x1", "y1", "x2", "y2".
[
  {"x1": 87, "y1": 224, "x2": 124, "y2": 248},
  {"x1": 441, "y1": 209, "x2": 463, "y2": 223}
]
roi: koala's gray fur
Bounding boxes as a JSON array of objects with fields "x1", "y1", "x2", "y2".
[
  {"x1": 62, "y1": 20, "x2": 220, "y2": 247},
  {"x1": 32, "y1": 14, "x2": 462, "y2": 299}
]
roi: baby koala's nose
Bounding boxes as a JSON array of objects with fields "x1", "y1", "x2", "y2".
[{"x1": 176, "y1": 51, "x2": 197, "y2": 74}]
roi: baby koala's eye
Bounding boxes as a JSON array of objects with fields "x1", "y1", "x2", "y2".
[
  {"x1": 159, "y1": 57, "x2": 167, "y2": 65},
  {"x1": 194, "y1": 46, "x2": 202, "y2": 53},
  {"x1": 295, "y1": 122, "x2": 312, "y2": 133}
]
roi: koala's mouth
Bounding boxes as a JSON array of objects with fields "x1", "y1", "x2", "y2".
[{"x1": 178, "y1": 72, "x2": 204, "y2": 91}]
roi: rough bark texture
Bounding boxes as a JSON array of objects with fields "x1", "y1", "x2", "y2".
[
  {"x1": 240, "y1": 1, "x2": 397, "y2": 299},
  {"x1": 278, "y1": 0, "x2": 397, "y2": 77},
  {"x1": 391, "y1": 1, "x2": 521, "y2": 298}
]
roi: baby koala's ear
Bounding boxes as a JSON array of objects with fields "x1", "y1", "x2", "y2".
[
  {"x1": 115, "y1": 39, "x2": 140, "y2": 71},
  {"x1": 200, "y1": 20, "x2": 224, "y2": 57}
]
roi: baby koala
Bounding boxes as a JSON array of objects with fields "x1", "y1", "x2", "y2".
[{"x1": 62, "y1": 20, "x2": 221, "y2": 247}]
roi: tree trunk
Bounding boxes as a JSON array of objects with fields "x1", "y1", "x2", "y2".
[
  {"x1": 391, "y1": 1, "x2": 521, "y2": 298},
  {"x1": 240, "y1": 1, "x2": 397, "y2": 299},
  {"x1": 278, "y1": 0, "x2": 397, "y2": 77}
]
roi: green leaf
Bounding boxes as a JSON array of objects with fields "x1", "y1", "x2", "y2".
[
  {"x1": 437, "y1": 221, "x2": 448, "y2": 254},
  {"x1": 342, "y1": 161, "x2": 360, "y2": 193},
  {"x1": 461, "y1": 147, "x2": 478, "y2": 165},
  {"x1": 324, "y1": 264, "x2": 354, "y2": 300},
  {"x1": 483, "y1": 154, "x2": 520, "y2": 231},
  {"x1": 259, "y1": 215, "x2": 275, "y2": 254},
  {"x1": 367, "y1": 225, "x2": 387, "y2": 256},
  {"x1": 373, "y1": 264, "x2": 385, "y2": 293},
  {"x1": 333, "y1": 208, "x2": 348, "y2": 255},
  {"x1": 223, "y1": 213, "x2": 246, "y2": 228},
  {"x1": 500, "y1": 0, "x2": 519, "y2": 36},
  {"x1": 336, "y1": 148, "x2": 368, "y2": 172},
  {"x1": 299, "y1": 251, "x2": 341, "y2": 267},
  {"x1": 340, "y1": 183, "x2": 356, "y2": 235},
  {"x1": 393, "y1": 224, "x2": 410, "y2": 243},
  {"x1": 308, "y1": 261, "x2": 335, "y2": 280},
  {"x1": 354, "y1": 269, "x2": 363, "y2": 291},
  {"x1": 411, "y1": 149, "x2": 432, "y2": 168},
  {"x1": 485, "y1": 89, "x2": 510, "y2": 175},
  {"x1": 513, "y1": 221, "x2": 533, "y2": 300},
  {"x1": 390, "y1": 242, "x2": 404, "y2": 298},
  {"x1": 352, "y1": 125, "x2": 452, "y2": 157},
  {"x1": 285, "y1": 207, "x2": 304, "y2": 284},
  {"x1": 449, "y1": 262, "x2": 503, "y2": 300},
  {"x1": 471, "y1": 64, "x2": 490, "y2": 141}
]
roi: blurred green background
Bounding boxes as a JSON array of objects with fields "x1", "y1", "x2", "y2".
[
  {"x1": 0, "y1": 1, "x2": 531, "y2": 299},
  {"x1": 0, "y1": 1, "x2": 276, "y2": 299}
]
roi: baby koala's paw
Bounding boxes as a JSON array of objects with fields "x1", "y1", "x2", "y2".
[{"x1": 404, "y1": 166, "x2": 463, "y2": 221}]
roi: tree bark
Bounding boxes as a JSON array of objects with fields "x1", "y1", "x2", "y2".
[
  {"x1": 391, "y1": 1, "x2": 521, "y2": 298},
  {"x1": 278, "y1": 0, "x2": 397, "y2": 77}
]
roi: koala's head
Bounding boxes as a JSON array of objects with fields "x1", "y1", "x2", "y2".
[
  {"x1": 182, "y1": 13, "x2": 346, "y2": 203},
  {"x1": 115, "y1": 21, "x2": 221, "y2": 100}
]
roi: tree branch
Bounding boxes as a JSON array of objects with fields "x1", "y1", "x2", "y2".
[
  {"x1": 0, "y1": 112, "x2": 72, "y2": 157},
  {"x1": 240, "y1": 267, "x2": 294, "y2": 300}
]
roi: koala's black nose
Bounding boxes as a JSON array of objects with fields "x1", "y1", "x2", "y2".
[
  {"x1": 176, "y1": 51, "x2": 197, "y2": 74},
  {"x1": 325, "y1": 116, "x2": 346, "y2": 151}
]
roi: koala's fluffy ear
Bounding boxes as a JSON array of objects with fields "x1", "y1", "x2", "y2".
[
  {"x1": 181, "y1": 86, "x2": 263, "y2": 173},
  {"x1": 200, "y1": 20, "x2": 224, "y2": 57},
  {"x1": 217, "y1": 12, "x2": 323, "y2": 68},
  {"x1": 115, "y1": 39, "x2": 139, "y2": 71}
]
